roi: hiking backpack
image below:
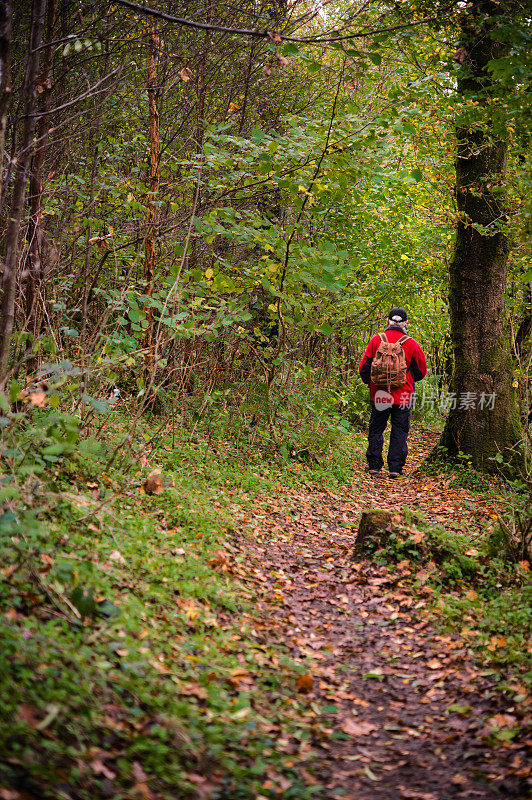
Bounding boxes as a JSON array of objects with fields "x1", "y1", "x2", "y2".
[{"x1": 370, "y1": 333, "x2": 410, "y2": 391}]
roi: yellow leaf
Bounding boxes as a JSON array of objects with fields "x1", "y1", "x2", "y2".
[{"x1": 205, "y1": 268, "x2": 214, "y2": 279}]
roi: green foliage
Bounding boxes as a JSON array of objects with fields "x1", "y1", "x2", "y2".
[{"x1": 1, "y1": 414, "x2": 326, "y2": 799}]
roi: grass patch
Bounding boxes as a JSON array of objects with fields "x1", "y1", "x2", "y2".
[{"x1": 0, "y1": 410, "x2": 349, "y2": 799}]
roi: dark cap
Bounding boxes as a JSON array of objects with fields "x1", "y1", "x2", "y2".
[{"x1": 388, "y1": 306, "x2": 407, "y2": 322}]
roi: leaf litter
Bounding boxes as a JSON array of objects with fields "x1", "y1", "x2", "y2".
[{"x1": 234, "y1": 428, "x2": 531, "y2": 799}]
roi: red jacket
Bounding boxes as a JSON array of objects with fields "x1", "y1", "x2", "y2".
[{"x1": 359, "y1": 326, "x2": 427, "y2": 405}]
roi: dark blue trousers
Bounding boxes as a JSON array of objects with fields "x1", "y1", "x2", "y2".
[{"x1": 366, "y1": 404, "x2": 411, "y2": 473}]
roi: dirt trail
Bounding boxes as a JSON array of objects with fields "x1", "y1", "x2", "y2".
[{"x1": 245, "y1": 430, "x2": 529, "y2": 800}]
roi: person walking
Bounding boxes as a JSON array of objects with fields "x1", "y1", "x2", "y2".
[{"x1": 359, "y1": 307, "x2": 427, "y2": 478}]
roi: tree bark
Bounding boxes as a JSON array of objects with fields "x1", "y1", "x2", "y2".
[
  {"x1": 143, "y1": 16, "x2": 159, "y2": 376},
  {"x1": 0, "y1": 0, "x2": 46, "y2": 389},
  {"x1": 0, "y1": 0, "x2": 11, "y2": 209},
  {"x1": 25, "y1": 0, "x2": 57, "y2": 374},
  {"x1": 438, "y1": 0, "x2": 521, "y2": 470}
]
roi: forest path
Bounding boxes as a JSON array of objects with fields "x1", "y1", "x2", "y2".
[{"x1": 243, "y1": 429, "x2": 529, "y2": 800}]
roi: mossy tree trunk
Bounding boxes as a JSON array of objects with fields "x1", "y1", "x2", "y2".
[{"x1": 439, "y1": 0, "x2": 521, "y2": 470}]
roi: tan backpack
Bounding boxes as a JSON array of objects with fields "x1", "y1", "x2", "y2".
[{"x1": 370, "y1": 333, "x2": 410, "y2": 391}]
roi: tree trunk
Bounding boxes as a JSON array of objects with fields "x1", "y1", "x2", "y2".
[
  {"x1": 143, "y1": 17, "x2": 159, "y2": 377},
  {"x1": 438, "y1": 0, "x2": 521, "y2": 470},
  {"x1": 0, "y1": 0, "x2": 45, "y2": 389},
  {"x1": 25, "y1": 0, "x2": 57, "y2": 374},
  {"x1": 0, "y1": 0, "x2": 11, "y2": 209}
]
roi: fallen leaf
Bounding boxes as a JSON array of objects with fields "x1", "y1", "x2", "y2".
[
  {"x1": 29, "y1": 390, "x2": 47, "y2": 407},
  {"x1": 399, "y1": 788, "x2": 437, "y2": 800},
  {"x1": 451, "y1": 774, "x2": 468, "y2": 785},
  {"x1": 91, "y1": 757, "x2": 116, "y2": 780},
  {"x1": 109, "y1": 549, "x2": 126, "y2": 564},
  {"x1": 208, "y1": 549, "x2": 229, "y2": 569},
  {"x1": 179, "y1": 67, "x2": 192, "y2": 81},
  {"x1": 149, "y1": 658, "x2": 172, "y2": 675},
  {"x1": 295, "y1": 674, "x2": 313, "y2": 692},
  {"x1": 143, "y1": 468, "x2": 163, "y2": 495},
  {"x1": 341, "y1": 718, "x2": 377, "y2": 736},
  {"x1": 132, "y1": 761, "x2": 148, "y2": 782},
  {"x1": 364, "y1": 765, "x2": 379, "y2": 781},
  {"x1": 488, "y1": 713, "x2": 517, "y2": 729},
  {"x1": 488, "y1": 635, "x2": 507, "y2": 651},
  {"x1": 17, "y1": 703, "x2": 41, "y2": 728}
]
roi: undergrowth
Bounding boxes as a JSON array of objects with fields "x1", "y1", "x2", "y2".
[
  {"x1": 0, "y1": 394, "x2": 361, "y2": 800},
  {"x1": 367, "y1": 508, "x2": 532, "y2": 684}
]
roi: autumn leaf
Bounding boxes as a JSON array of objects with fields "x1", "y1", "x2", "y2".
[
  {"x1": 29, "y1": 390, "x2": 47, "y2": 407},
  {"x1": 341, "y1": 717, "x2": 377, "y2": 736},
  {"x1": 17, "y1": 703, "x2": 41, "y2": 728},
  {"x1": 149, "y1": 658, "x2": 172, "y2": 675},
  {"x1": 143, "y1": 468, "x2": 163, "y2": 495},
  {"x1": 295, "y1": 673, "x2": 313, "y2": 692},
  {"x1": 487, "y1": 712, "x2": 517, "y2": 729},
  {"x1": 179, "y1": 67, "x2": 192, "y2": 82},
  {"x1": 91, "y1": 757, "x2": 116, "y2": 781},
  {"x1": 132, "y1": 762, "x2": 153, "y2": 800},
  {"x1": 208, "y1": 549, "x2": 229, "y2": 570},
  {"x1": 488, "y1": 635, "x2": 507, "y2": 651}
]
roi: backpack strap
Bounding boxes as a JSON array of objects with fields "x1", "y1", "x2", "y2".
[
  {"x1": 379, "y1": 333, "x2": 387, "y2": 343},
  {"x1": 398, "y1": 335, "x2": 410, "y2": 344}
]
